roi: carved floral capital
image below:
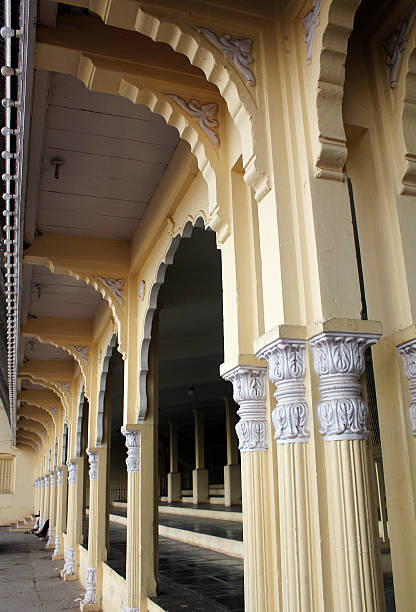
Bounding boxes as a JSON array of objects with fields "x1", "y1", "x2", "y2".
[
  {"x1": 87, "y1": 451, "x2": 98, "y2": 481},
  {"x1": 397, "y1": 338, "x2": 416, "y2": 436},
  {"x1": 310, "y1": 332, "x2": 379, "y2": 440},
  {"x1": 222, "y1": 365, "x2": 268, "y2": 451},
  {"x1": 67, "y1": 461, "x2": 78, "y2": 484},
  {"x1": 122, "y1": 430, "x2": 141, "y2": 473},
  {"x1": 257, "y1": 339, "x2": 309, "y2": 444}
]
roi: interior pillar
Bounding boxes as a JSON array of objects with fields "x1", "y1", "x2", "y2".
[
  {"x1": 46, "y1": 470, "x2": 57, "y2": 549},
  {"x1": 167, "y1": 421, "x2": 181, "y2": 503},
  {"x1": 192, "y1": 409, "x2": 209, "y2": 504},
  {"x1": 310, "y1": 332, "x2": 385, "y2": 612},
  {"x1": 62, "y1": 457, "x2": 83, "y2": 582},
  {"x1": 81, "y1": 448, "x2": 107, "y2": 611},
  {"x1": 53, "y1": 466, "x2": 67, "y2": 560},
  {"x1": 222, "y1": 364, "x2": 276, "y2": 611},
  {"x1": 223, "y1": 396, "x2": 241, "y2": 507},
  {"x1": 257, "y1": 338, "x2": 313, "y2": 610}
]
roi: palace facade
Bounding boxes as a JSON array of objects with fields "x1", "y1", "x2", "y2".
[{"x1": 1, "y1": 0, "x2": 416, "y2": 610}]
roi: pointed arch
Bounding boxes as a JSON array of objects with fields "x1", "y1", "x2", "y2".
[
  {"x1": 96, "y1": 333, "x2": 118, "y2": 446},
  {"x1": 137, "y1": 217, "x2": 214, "y2": 421}
]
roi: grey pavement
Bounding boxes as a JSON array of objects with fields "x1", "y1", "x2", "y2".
[{"x1": 0, "y1": 527, "x2": 84, "y2": 611}]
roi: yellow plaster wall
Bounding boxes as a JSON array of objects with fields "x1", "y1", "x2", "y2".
[
  {"x1": 101, "y1": 562, "x2": 127, "y2": 611},
  {"x1": 0, "y1": 405, "x2": 35, "y2": 525}
]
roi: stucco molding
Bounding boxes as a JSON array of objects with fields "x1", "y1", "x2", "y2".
[
  {"x1": 198, "y1": 27, "x2": 255, "y2": 83},
  {"x1": 166, "y1": 94, "x2": 219, "y2": 145},
  {"x1": 303, "y1": 0, "x2": 322, "y2": 64},
  {"x1": 122, "y1": 429, "x2": 141, "y2": 473},
  {"x1": 54, "y1": 535, "x2": 62, "y2": 557},
  {"x1": 67, "y1": 461, "x2": 78, "y2": 484},
  {"x1": 74, "y1": 0, "x2": 269, "y2": 201},
  {"x1": 398, "y1": 43, "x2": 416, "y2": 195},
  {"x1": 63, "y1": 546, "x2": 75, "y2": 575},
  {"x1": 83, "y1": 568, "x2": 97, "y2": 604},
  {"x1": 87, "y1": 450, "x2": 98, "y2": 480},
  {"x1": 397, "y1": 338, "x2": 416, "y2": 436},
  {"x1": 257, "y1": 339, "x2": 310, "y2": 444},
  {"x1": 222, "y1": 365, "x2": 268, "y2": 451},
  {"x1": 310, "y1": 331, "x2": 379, "y2": 440},
  {"x1": 384, "y1": 6, "x2": 416, "y2": 89},
  {"x1": 313, "y1": 0, "x2": 362, "y2": 182}
]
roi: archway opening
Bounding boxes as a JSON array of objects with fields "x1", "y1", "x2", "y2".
[{"x1": 150, "y1": 226, "x2": 244, "y2": 610}]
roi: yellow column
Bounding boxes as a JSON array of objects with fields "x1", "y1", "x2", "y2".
[
  {"x1": 257, "y1": 338, "x2": 313, "y2": 610},
  {"x1": 167, "y1": 422, "x2": 181, "y2": 503},
  {"x1": 53, "y1": 466, "x2": 67, "y2": 560},
  {"x1": 81, "y1": 448, "x2": 107, "y2": 610},
  {"x1": 34, "y1": 479, "x2": 39, "y2": 514},
  {"x1": 62, "y1": 458, "x2": 83, "y2": 581},
  {"x1": 222, "y1": 365, "x2": 275, "y2": 611},
  {"x1": 43, "y1": 474, "x2": 50, "y2": 528},
  {"x1": 223, "y1": 396, "x2": 241, "y2": 507},
  {"x1": 46, "y1": 471, "x2": 57, "y2": 548},
  {"x1": 122, "y1": 426, "x2": 141, "y2": 612},
  {"x1": 39, "y1": 476, "x2": 45, "y2": 527},
  {"x1": 310, "y1": 332, "x2": 385, "y2": 612},
  {"x1": 192, "y1": 409, "x2": 209, "y2": 504}
]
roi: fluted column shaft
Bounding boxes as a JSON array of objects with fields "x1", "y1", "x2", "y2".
[
  {"x1": 46, "y1": 471, "x2": 57, "y2": 548},
  {"x1": 258, "y1": 338, "x2": 313, "y2": 610},
  {"x1": 39, "y1": 477, "x2": 45, "y2": 527},
  {"x1": 53, "y1": 467, "x2": 66, "y2": 560},
  {"x1": 34, "y1": 480, "x2": 39, "y2": 515},
  {"x1": 222, "y1": 364, "x2": 276, "y2": 611},
  {"x1": 122, "y1": 427, "x2": 141, "y2": 612},
  {"x1": 310, "y1": 332, "x2": 385, "y2": 612},
  {"x1": 62, "y1": 458, "x2": 83, "y2": 581},
  {"x1": 43, "y1": 475, "x2": 50, "y2": 526},
  {"x1": 81, "y1": 448, "x2": 107, "y2": 610}
]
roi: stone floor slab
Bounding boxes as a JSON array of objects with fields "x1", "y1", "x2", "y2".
[{"x1": 0, "y1": 527, "x2": 83, "y2": 612}]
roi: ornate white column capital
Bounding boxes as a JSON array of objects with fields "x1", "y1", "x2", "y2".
[
  {"x1": 397, "y1": 338, "x2": 416, "y2": 436},
  {"x1": 87, "y1": 450, "x2": 99, "y2": 480},
  {"x1": 44, "y1": 475, "x2": 49, "y2": 488},
  {"x1": 57, "y1": 468, "x2": 63, "y2": 485},
  {"x1": 83, "y1": 567, "x2": 97, "y2": 604},
  {"x1": 122, "y1": 429, "x2": 141, "y2": 473},
  {"x1": 257, "y1": 338, "x2": 309, "y2": 444},
  {"x1": 310, "y1": 331, "x2": 379, "y2": 441},
  {"x1": 222, "y1": 365, "x2": 268, "y2": 451},
  {"x1": 67, "y1": 461, "x2": 78, "y2": 484},
  {"x1": 49, "y1": 471, "x2": 55, "y2": 487}
]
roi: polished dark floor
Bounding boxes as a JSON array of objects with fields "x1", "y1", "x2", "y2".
[
  {"x1": 109, "y1": 506, "x2": 243, "y2": 541},
  {"x1": 106, "y1": 523, "x2": 244, "y2": 611}
]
